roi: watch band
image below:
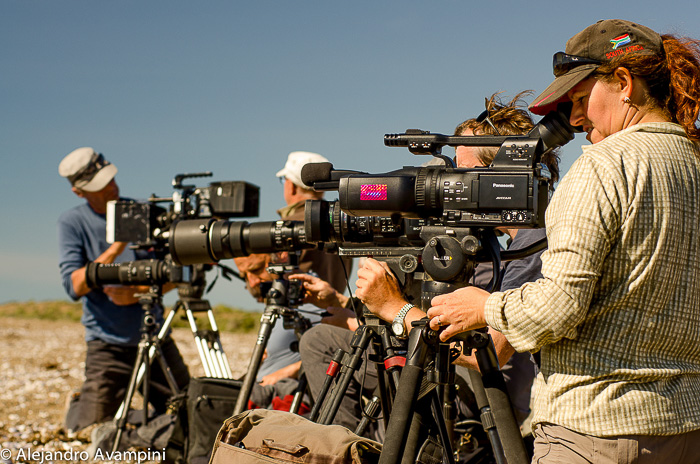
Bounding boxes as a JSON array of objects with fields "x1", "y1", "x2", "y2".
[{"x1": 393, "y1": 303, "x2": 415, "y2": 337}]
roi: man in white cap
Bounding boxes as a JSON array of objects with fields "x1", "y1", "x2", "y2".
[
  {"x1": 231, "y1": 152, "x2": 353, "y2": 392},
  {"x1": 275, "y1": 151, "x2": 351, "y2": 292},
  {"x1": 57, "y1": 147, "x2": 189, "y2": 436},
  {"x1": 275, "y1": 151, "x2": 326, "y2": 214}
]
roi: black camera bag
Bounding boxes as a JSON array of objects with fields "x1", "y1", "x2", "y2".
[{"x1": 166, "y1": 376, "x2": 242, "y2": 464}]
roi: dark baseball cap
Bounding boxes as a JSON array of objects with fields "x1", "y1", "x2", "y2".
[{"x1": 530, "y1": 19, "x2": 663, "y2": 115}]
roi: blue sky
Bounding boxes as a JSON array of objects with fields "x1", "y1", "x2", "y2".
[{"x1": 2, "y1": 1, "x2": 698, "y2": 310}]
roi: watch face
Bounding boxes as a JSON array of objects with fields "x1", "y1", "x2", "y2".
[{"x1": 392, "y1": 321, "x2": 404, "y2": 336}]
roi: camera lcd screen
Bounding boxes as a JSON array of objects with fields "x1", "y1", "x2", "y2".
[{"x1": 478, "y1": 174, "x2": 529, "y2": 209}]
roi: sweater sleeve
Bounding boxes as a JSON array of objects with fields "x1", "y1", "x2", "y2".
[
  {"x1": 484, "y1": 153, "x2": 623, "y2": 352},
  {"x1": 57, "y1": 213, "x2": 85, "y2": 301}
]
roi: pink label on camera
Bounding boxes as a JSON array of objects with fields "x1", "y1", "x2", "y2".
[{"x1": 360, "y1": 184, "x2": 388, "y2": 201}]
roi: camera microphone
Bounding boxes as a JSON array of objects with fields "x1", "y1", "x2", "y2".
[
  {"x1": 301, "y1": 162, "x2": 369, "y2": 191},
  {"x1": 301, "y1": 162, "x2": 334, "y2": 186}
]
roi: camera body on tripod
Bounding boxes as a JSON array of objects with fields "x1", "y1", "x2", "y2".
[
  {"x1": 302, "y1": 109, "x2": 574, "y2": 229},
  {"x1": 106, "y1": 172, "x2": 260, "y2": 250}
]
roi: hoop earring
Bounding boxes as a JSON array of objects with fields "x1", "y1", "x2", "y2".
[{"x1": 623, "y1": 97, "x2": 631, "y2": 104}]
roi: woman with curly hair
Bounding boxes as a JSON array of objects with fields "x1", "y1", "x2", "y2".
[{"x1": 427, "y1": 19, "x2": 700, "y2": 463}]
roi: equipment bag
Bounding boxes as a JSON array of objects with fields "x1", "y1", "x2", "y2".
[
  {"x1": 187, "y1": 377, "x2": 242, "y2": 464},
  {"x1": 210, "y1": 409, "x2": 382, "y2": 464},
  {"x1": 164, "y1": 377, "x2": 242, "y2": 464}
]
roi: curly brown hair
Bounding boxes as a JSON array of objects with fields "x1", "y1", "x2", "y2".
[
  {"x1": 454, "y1": 91, "x2": 561, "y2": 189},
  {"x1": 595, "y1": 34, "x2": 700, "y2": 143}
]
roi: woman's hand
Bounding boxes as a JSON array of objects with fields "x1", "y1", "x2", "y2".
[{"x1": 426, "y1": 286, "x2": 490, "y2": 342}]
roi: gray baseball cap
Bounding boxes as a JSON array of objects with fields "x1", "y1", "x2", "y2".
[{"x1": 59, "y1": 147, "x2": 118, "y2": 192}]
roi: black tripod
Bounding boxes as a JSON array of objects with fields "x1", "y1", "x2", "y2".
[
  {"x1": 377, "y1": 317, "x2": 528, "y2": 464},
  {"x1": 82, "y1": 259, "x2": 238, "y2": 452},
  {"x1": 232, "y1": 263, "x2": 314, "y2": 416},
  {"x1": 310, "y1": 307, "x2": 405, "y2": 437},
  {"x1": 311, "y1": 227, "x2": 531, "y2": 464},
  {"x1": 111, "y1": 285, "x2": 181, "y2": 453},
  {"x1": 376, "y1": 232, "x2": 529, "y2": 464}
]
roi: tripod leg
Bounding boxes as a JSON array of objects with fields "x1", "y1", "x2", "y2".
[
  {"x1": 288, "y1": 372, "x2": 308, "y2": 415},
  {"x1": 160, "y1": 306, "x2": 178, "y2": 341},
  {"x1": 112, "y1": 305, "x2": 179, "y2": 422},
  {"x1": 474, "y1": 342, "x2": 529, "y2": 464},
  {"x1": 320, "y1": 327, "x2": 373, "y2": 425},
  {"x1": 429, "y1": 390, "x2": 455, "y2": 464},
  {"x1": 186, "y1": 309, "x2": 216, "y2": 377},
  {"x1": 207, "y1": 309, "x2": 233, "y2": 378},
  {"x1": 111, "y1": 342, "x2": 149, "y2": 453},
  {"x1": 142, "y1": 346, "x2": 151, "y2": 426},
  {"x1": 153, "y1": 344, "x2": 181, "y2": 394},
  {"x1": 309, "y1": 348, "x2": 345, "y2": 422},
  {"x1": 378, "y1": 325, "x2": 431, "y2": 464},
  {"x1": 233, "y1": 311, "x2": 276, "y2": 415},
  {"x1": 379, "y1": 362, "x2": 424, "y2": 464},
  {"x1": 468, "y1": 370, "x2": 506, "y2": 464}
]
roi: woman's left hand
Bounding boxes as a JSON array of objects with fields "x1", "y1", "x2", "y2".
[{"x1": 426, "y1": 286, "x2": 490, "y2": 342}]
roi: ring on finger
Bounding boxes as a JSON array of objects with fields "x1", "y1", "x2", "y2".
[{"x1": 436, "y1": 315, "x2": 441, "y2": 326}]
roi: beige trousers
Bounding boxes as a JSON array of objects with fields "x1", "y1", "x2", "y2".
[{"x1": 532, "y1": 423, "x2": 700, "y2": 464}]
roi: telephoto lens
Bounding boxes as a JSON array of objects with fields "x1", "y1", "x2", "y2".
[
  {"x1": 168, "y1": 218, "x2": 311, "y2": 265},
  {"x1": 84, "y1": 259, "x2": 179, "y2": 288}
]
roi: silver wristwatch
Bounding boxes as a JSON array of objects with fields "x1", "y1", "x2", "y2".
[{"x1": 391, "y1": 303, "x2": 415, "y2": 339}]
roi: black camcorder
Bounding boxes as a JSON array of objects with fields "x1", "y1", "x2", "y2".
[
  {"x1": 106, "y1": 172, "x2": 260, "y2": 249},
  {"x1": 301, "y1": 109, "x2": 574, "y2": 228}
]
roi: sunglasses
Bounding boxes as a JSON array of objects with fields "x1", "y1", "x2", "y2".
[
  {"x1": 552, "y1": 52, "x2": 601, "y2": 77},
  {"x1": 68, "y1": 153, "x2": 111, "y2": 185}
]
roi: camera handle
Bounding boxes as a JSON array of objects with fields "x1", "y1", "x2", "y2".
[{"x1": 112, "y1": 285, "x2": 181, "y2": 453}]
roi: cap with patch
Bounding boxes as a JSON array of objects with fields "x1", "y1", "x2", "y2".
[
  {"x1": 276, "y1": 151, "x2": 330, "y2": 188},
  {"x1": 530, "y1": 19, "x2": 663, "y2": 115},
  {"x1": 58, "y1": 147, "x2": 118, "y2": 192}
]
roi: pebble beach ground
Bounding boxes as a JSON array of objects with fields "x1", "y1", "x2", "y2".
[{"x1": 0, "y1": 317, "x2": 257, "y2": 463}]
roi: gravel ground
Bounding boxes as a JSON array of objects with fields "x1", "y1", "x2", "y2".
[{"x1": 0, "y1": 317, "x2": 257, "y2": 463}]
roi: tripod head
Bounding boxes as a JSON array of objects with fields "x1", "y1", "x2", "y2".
[{"x1": 175, "y1": 263, "x2": 210, "y2": 299}]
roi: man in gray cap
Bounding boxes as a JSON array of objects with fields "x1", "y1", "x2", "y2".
[{"x1": 57, "y1": 147, "x2": 189, "y2": 436}]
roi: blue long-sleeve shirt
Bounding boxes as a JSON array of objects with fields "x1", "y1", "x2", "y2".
[{"x1": 58, "y1": 202, "x2": 161, "y2": 346}]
